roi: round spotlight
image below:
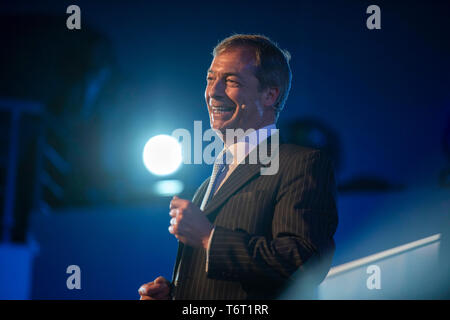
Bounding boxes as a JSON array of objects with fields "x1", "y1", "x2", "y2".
[{"x1": 143, "y1": 135, "x2": 182, "y2": 176}]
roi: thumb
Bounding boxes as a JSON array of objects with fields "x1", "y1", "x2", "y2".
[{"x1": 155, "y1": 276, "x2": 168, "y2": 285}]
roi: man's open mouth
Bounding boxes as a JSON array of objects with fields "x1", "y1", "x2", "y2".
[{"x1": 211, "y1": 106, "x2": 235, "y2": 114}]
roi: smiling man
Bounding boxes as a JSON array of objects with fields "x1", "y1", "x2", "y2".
[
  {"x1": 206, "y1": 45, "x2": 279, "y2": 133},
  {"x1": 138, "y1": 34, "x2": 338, "y2": 300}
]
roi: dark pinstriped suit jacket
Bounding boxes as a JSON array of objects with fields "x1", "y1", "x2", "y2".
[{"x1": 171, "y1": 137, "x2": 338, "y2": 300}]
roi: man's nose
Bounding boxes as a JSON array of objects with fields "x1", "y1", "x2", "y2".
[{"x1": 207, "y1": 78, "x2": 226, "y2": 100}]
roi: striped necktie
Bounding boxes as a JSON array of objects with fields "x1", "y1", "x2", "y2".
[{"x1": 200, "y1": 149, "x2": 232, "y2": 211}]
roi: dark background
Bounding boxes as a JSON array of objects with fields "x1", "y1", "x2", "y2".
[{"x1": 0, "y1": 0, "x2": 448, "y2": 299}]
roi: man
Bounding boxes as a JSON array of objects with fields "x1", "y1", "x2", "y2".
[{"x1": 139, "y1": 34, "x2": 338, "y2": 300}]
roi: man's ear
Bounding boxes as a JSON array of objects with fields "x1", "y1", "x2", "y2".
[{"x1": 263, "y1": 87, "x2": 280, "y2": 108}]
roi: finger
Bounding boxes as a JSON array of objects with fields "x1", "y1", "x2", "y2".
[
  {"x1": 138, "y1": 283, "x2": 152, "y2": 295},
  {"x1": 141, "y1": 289, "x2": 169, "y2": 300},
  {"x1": 169, "y1": 223, "x2": 182, "y2": 235},
  {"x1": 170, "y1": 198, "x2": 188, "y2": 210},
  {"x1": 170, "y1": 223, "x2": 192, "y2": 237},
  {"x1": 171, "y1": 221, "x2": 187, "y2": 235},
  {"x1": 139, "y1": 281, "x2": 167, "y2": 296},
  {"x1": 170, "y1": 217, "x2": 177, "y2": 226},
  {"x1": 144, "y1": 283, "x2": 166, "y2": 296},
  {"x1": 175, "y1": 209, "x2": 184, "y2": 222},
  {"x1": 169, "y1": 198, "x2": 181, "y2": 209},
  {"x1": 154, "y1": 276, "x2": 168, "y2": 285},
  {"x1": 169, "y1": 209, "x2": 178, "y2": 217}
]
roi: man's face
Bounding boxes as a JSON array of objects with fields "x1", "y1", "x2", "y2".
[{"x1": 205, "y1": 47, "x2": 277, "y2": 135}]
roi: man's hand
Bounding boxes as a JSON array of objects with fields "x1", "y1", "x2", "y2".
[
  {"x1": 169, "y1": 196, "x2": 214, "y2": 249},
  {"x1": 138, "y1": 276, "x2": 171, "y2": 300}
]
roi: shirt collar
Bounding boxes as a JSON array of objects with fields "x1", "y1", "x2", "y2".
[{"x1": 224, "y1": 123, "x2": 277, "y2": 166}]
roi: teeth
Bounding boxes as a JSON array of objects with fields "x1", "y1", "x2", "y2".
[{"x1": 212, "y1": 106, "x2": 234, "y2": 112}]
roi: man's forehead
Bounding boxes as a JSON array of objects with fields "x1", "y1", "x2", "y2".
[{"x1": 208, "y1": 47, "x2": 256, "y2": 74}]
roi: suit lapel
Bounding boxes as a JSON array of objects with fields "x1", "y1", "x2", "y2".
[
  {"x1": 202, "y1": 162, "x2": 263, "y2": 216},
  {"x1": 192, "y1": 177, "x2": 210, "y2": 206},
  {"x1": 203, "y1": 133, "x2": 279, "y2": 216}
]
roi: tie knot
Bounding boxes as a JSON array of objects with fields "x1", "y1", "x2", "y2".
[
  {"x1": 211, "y1": 149, "x2": 232, "y2": 176},
  {"x1": 215, "y1": 148, "x2": 233, "y2": 166}
]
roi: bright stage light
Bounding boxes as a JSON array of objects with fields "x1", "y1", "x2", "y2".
[{"x1": 143, "y1": 135, "x2": 182, "y2": 176}]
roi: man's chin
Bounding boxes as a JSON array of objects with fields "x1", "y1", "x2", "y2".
[{"x1": 212, "y1": 119, "x2": 232, "y2": 132}]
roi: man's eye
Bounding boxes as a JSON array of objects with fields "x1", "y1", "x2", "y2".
[{"x1": 226, "y1": 79, "x2": 240, "y2": 86}]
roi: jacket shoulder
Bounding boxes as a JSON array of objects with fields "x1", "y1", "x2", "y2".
[
  {"x1": 277, "y1": 143, "x2": 333, "y2": 171},
  {"x1": 278, "y1": 143, "x2": 320, "y2": 160}
]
